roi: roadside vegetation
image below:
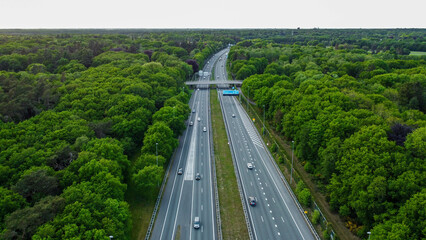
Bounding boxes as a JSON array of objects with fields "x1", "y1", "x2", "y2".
[
  {"x1": 0, "y1": 32, "x2": 231, "y2": 239},
  {"x1": 210, "y1": 89, "x2": 249, "y2": 239},
  {"x1": 229, "y1": 35, "x2": 425, "y2": 240}
]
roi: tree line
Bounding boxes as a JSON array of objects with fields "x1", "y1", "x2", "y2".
[
  {"x1": 0, "y1": 32, "x2": 228, "y2": 239},
  {"x1": 229, "y1": 37, "x2": 425, "y2": 239}
]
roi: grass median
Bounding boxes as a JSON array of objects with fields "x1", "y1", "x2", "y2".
[{"x1": 210, "y1": 89, "x2": 249, "y2": 239}]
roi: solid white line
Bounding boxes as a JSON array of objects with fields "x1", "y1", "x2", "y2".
[
  {"x1": 232, "y1": 96, "x2": 307, "y2": 240},
  {"x1": 206, "y1": 89, "x2": 216, "y2": 240},
  {"x1": 159, "y1": 90, "x2": 199, "y2": 239}
]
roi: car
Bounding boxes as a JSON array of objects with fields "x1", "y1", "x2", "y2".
[
  {"x1": 177, "y1": 168, "x2": 183, "y2": 175},
  {"x1": 249, "y1": 196, "x2": 256, "y2": 206},
  {"x1": 195, "y1": 173, "x2": 201, "y2": 180},
  {"x1": 192, "y1": 109, "x2": 196, "y2": 113},
  {"x1": 203, "y1": 127, "x2": 207, "y2": 132},
  {"x1": 189, "y1": 121, "x2": 193, "y2": 126},
  {"x1": 216, "y1": 76, "x2": 219, "y2": 79},
  {"x1": 197, "y1": 88, "x2": 199, "y2": 91},
  {"x1": 247, "y1": 162, "x2": 253, "y2": 169},
  {"x1": 232, "y1": 114, "x2": 235, "y2": 118},
  {"x1": 198, "y1": 117, "x2": 201, "y2": 122},
  {"x1": 193, "y1": 217, "x2": 200, "y2": 229}
]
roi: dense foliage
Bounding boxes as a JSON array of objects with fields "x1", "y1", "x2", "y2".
[
  {"x1": 229, "y1": 35, "x2": 425, "y2": 239},
  {"x1": 0, "y1": 32, "x2": 229, "y2": 239}
]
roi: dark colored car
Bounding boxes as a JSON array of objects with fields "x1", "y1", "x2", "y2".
[
  {"x1": 195, "y1": 173, "x2": 201, "y2": 180},
  {"x1": 249, "y1": 196, "x2": 256, "y2": 206}
]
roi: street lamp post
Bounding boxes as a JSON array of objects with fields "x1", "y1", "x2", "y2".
[
  {"x1": 367, "y1": 232, "x2": 371, "y2": 240},
  {"x1": 290, "y1": 140, "x2": 295, "y2": 184},
  {"x1": 156, "y1": 143, "x2": 158, "y2": 166},
  {"x1": 263, "y1": 104, "x2": 265, "y2": 136},
  {"x1": 109, "y1": 236, "x2": 113, "y2": 240},
  {"x1": 156, "y1": 142, "x2": 159, "y2": 187}
]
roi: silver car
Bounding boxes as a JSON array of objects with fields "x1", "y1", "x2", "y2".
[
  {"x1": 247, "y1": 163, "x2": 253, "y2": 169},
  {"x1": 193, "y1": 217, "x2": 200, "y2": 229}
]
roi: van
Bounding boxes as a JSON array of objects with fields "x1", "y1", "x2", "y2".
[{"x1": 193, "y1": 217, "x2": 200, "y2": 229}]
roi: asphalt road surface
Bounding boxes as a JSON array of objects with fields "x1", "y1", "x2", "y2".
[
  {"x1": 215, "y1": 49, "x2": 317, "y2": 240},
  {"x1": 150, "y1": 52, "x2": 222, "y2": 240}
]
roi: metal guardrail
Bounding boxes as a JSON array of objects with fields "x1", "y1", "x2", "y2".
[
  {"x1": 144, "y1": 142, "x2": 176, "y2": 240},
  {"x1": 208, "y1": 89, "x2": 223, "y2": 240},
  {"x1": 240, "y1": 94, "x2": 321, "y2": 240},
  {"x1": 217, "y1": 91, "x2": 255, "y2": 240}
]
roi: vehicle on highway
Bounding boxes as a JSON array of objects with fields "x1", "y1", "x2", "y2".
[
  {"x1": 203, "y1": 127, "x2": 207, "y2": 132},
  {"x1": 247, "y1": 162, "x2": 253, "y2": 169},
  {"x1": 232, "y1": 114, "x2": 235, "y2": 118},
  {"x1": 195, "y1": 173, "x2": 201, "y2": 180},
  {"x1": 249, "y1": 196, "x2": 256, "y2": 206},
  {"x1": 177, "y1": 168, "x2": 183, "y2": 175},
  {"x1": 192, "y1": 109, "x2": 196, "y2": 113},
  {"x1": 189, "y1": 121, "x2": 193, "y2": 126},
  {"x1": 198, "y1": 117, "x2": 201, "y2": 122},
  {"x1": 193, "y1": 217, "x2": 200, "y2": 229}
]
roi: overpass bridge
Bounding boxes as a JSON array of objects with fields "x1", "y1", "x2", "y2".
[{"x1": 185, "y1": 80, "x2": 243, "y2": 88}]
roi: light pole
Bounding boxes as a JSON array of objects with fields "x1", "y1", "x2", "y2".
[
  {"x1": 109, "y1": 236, "x2": 113, "y2": 240},
  {"x1": 156, "y1": 143, "x2": 158, "y2": 166},
  {"x1": 156, "y1": 142, "x2": 159, "y2": 187},
  {"x1": 367, "y1": 231, "x2": 371, "y2": 240},
  {"x1": 247, "y1": 86, "x2": 249, "y2": 112},
  {"x1": 290, "y1": 140, "x2": 295, "y2": 184},
  {"x1": 263, "y1": 104, "x2": 265, "y2": 136}
]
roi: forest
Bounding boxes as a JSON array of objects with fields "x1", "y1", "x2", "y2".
[
  {"x1": 228, "y1": 32, "x2": 425, "y2": 239},
  {"x1": 0, "y1": 31, "x2": 232, "y2": 239},
  {"x1": 0, "y1": 29, "x2": 424, "y2": 239}
]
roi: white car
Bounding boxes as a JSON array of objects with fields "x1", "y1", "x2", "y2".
[
  {"x1": 203, "y1": 127, "x2": 207, "y2": 132},
  {"x1": 247, "y1": 163, "x2": 253, "y2": 169},
  {"x1": 189, "y1": 121, "x2": 193, "y2": 126},
  {"x1": 198, "y1": 117, "x2": 201, "y2": 122},
  {"x1": 232, "y1": 114, "x2": 235, "y2": 118}
]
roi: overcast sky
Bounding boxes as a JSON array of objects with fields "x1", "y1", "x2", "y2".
[{"x1": 1, "y1": 0, "x2": 425, "y2": 29}]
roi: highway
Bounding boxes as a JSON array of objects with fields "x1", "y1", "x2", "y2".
[
  {"x1": 150, "y1": 53, "x2": 220, "y2": 240},
  {"x1": 215, "y1": 50, "x2": 318, "y2": 240}
]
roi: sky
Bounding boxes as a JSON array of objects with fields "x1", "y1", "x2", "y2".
[{"x1": 0, "y1": 0, "x2": 425, "y2": 29}]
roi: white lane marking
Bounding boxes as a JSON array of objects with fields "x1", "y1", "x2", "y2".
[
  {"x1": 251, "y1": 182, "x2": 253, "y2": 186},
  {"x1": 184, "y1": 117, "x2": 198, "y2": 180},
  {"x1": 272, "y1": 198, "x2": 275, "y2": 203},
  {"x1": 261, "y1": 216, "x2": 264, "y2": 222},
  {"x1": 278, "y1": 232, "x2": 281, "y2": 236},
  {"x1": 206, "y1": 89, "x2": 216, "y2": 240},
  {"x1": 201, "y1": 226, "x2": 204, "y2": 232},
  {"x1": 201, "y1": 188, "x2": 203, "y2": 193},
  {"x1": 275, "y1": 224, "x2": 278, "y2": 228},
  {"x1": 281, "y1": 217, "x2": 285, "y2": 223},
  {"x1": 201, "y1": 205, "x2": 203, "y2": 211},
  {"x1": 160, "y1": 91, "x2": 199, "y2": 239},
  {"x1": 267, "y1": 204, "x2": 270, "y2": 207},
  {"x1": 265, "y1": 198, "x2": 268, "y2": 201},
  {"x1": 270, "y1": 210, "x2": 272, "y2": 213},
  {"x1": 263, "y1": 192, "x2": 266, "y2": 195}
]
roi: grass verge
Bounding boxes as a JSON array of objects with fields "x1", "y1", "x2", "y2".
[
  {"x1": 125, "y1": 150, "x2": 157, "y2": 240},
  {"x1": 210, "y1": 89, "x2": 249, "y2": 239}
]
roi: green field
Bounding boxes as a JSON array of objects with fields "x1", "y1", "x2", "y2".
[{"x1": 409, "y1": 51, "x2": 426, "y2": 55}]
